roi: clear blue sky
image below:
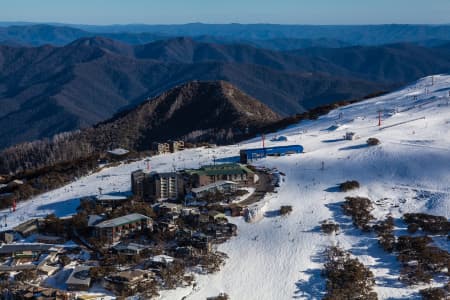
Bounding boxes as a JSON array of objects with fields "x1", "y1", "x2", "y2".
[{"x1": 1, "y1": 0, "x2": 449, "y2": 25}]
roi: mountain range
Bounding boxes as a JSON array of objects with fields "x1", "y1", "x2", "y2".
[
  {"x1": 0, "y1": 81, "x2": 281, "y2": 174},
  {"x1": 3, "y1": 24, "x2": 450, "y2": 49},
  {"x1": 2, "y1": 36, "x2": 450, "y2": 149}
]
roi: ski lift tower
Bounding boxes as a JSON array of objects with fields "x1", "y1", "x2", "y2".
[{"x1": 378, "y1": 109, "x2": 383, "y2": 127}]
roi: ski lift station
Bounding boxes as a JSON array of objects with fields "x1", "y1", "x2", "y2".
[{"x1": 239, "y1": 145, "x2": 303, "y2": 163}]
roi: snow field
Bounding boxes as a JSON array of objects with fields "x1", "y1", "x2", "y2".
[{"x1": 3, "y1": 75, "x2": 450, "y2": 299}]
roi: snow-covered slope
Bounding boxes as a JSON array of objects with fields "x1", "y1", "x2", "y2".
[{"x1": 3, "y1": 75, "x2": 450, "y2": 299}]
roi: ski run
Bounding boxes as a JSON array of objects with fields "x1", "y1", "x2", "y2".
[{"x1": 2, "y1": 74, "x2": 450, "y2": 299}]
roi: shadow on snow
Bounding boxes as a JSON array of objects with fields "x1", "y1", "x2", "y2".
[{"x1": 339, "y1": 144, "x2": 369, "y2": 151}]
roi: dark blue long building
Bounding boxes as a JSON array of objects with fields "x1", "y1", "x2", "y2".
[{"x1": 239, "y1": 145, "x2": 303, "y2": 163}]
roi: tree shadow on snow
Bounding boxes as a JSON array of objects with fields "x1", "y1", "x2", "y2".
[
  {"x1": 434, "y1": 87, "x2": 450, "y2": 93},
  {"x1": 293, "y1": 269, "x2": 326, "y2": 299},
  {"x1": 215, "y1": 156, "x2": 240, "y2": 163},
  {"x1": 324, "y1": 202, "x2": 369, "y2": 238},
  {"x1": 339, "y1": 144, "x2": 368, "y2": 151},
  {"x1": 36, "y1": 198, "x2": 81, "y2": 218},
  {"x1": 308, "y1": 225, "x2": 324, "y2": 233},
  {"x1": 292, "y1": 253, "x2": 326, "y2": 299},
  {"x1": 324, "y1": 202, "x2": 350, "y2": 227},
  {"x1": 324, "y1": 185, "x2": 340, "y2": 193},
  {"x1": 264, "y1": 209, "x2": 280, "y2": 218},
  {"x1": 102, "y1": 191, "x2": 132, "y2": 197},
  {"x1": 322, "y1": 138, "x2": 344, "y2": 143},
  {"x1": 349, "y1": 238, "x2": 404, "y2": 288},
  {"x1": 324, "y1": 202, "x2": 411, "y2": 292},
  {"x1": 293, "y1": 253, "x2": 326, "y2": 299}
]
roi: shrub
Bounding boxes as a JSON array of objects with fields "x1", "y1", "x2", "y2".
[
  {"x1": 71, "y1": 211, "x2": 89, "y2": 235},
  {"x1": 420, "y1": 287, "x2": 447, "y2": 300},
  {"x1": 366, "y1": 138, "x2": 381, "y2": 146},
  {"x1": 323, "y1": 247, "x2": 378, "y2": 300},
  {"x1": 41, "y1": 213, "x2": 66, "y2": 236},
  {"x1": 280, "y1": 205, "x2": 293, "y2": 216},
  {"x1": 400, "y1": 265, "x2": 433, "y2": 285},
  {"x1": 59, "y1": 255, "x2": 71, "y2": 266},
  {"x1": 396, "y1": 236, "x2": 432, "y2": 253},
  {"x1": 396, "y1": 235, "x2": 450, "y2": 285},
  {"x1": 339, "y1": 180, "x2": 360, "y2": 192},
  {"x1": 160, "y1": 260, "x2": 187, "y2": 289},
  {"x1": 90, "y1": 266, "x2": 116, "y2": 281},
  {"x1": 407, "y1": 223, "x2": 420, "y2": 234},
  {"x1": 373, "y1": 216, "x2": 395, "y2": 233},
  {"x1": 321, "y1": 221, "x2": 340, "y2": 234},
  {"x1": 15, "y1": 270, "x2": 38, "y2": 282},
  {"x1": 207, "y1": 293, "x2": 230, "y2": 300},
  {"x1": 374, "y1": 216, "x2": 396, "y2": 252},
  {"x1": 342, "y1": 196, "x2": 374, "y2": 231},
  {"x1": 403, "y1": 213, "x2": 450, "y2": 235},
  {"x1": 378, "y1": 233, "x2": 396, "y2": 252},
  {"x1": 235, "y1": 189, "x2": 249, "y2": 197},
  {"x1": 198, "y1": 251, "x2": 228, "y2": 273}
]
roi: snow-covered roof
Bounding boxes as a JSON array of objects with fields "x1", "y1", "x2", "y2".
[
  {"x1": 108, "y1": 269, "x2": 148, "y2": 282},
  {"x1": 0, "y1": 243, "x2": 53, "y2": 254},
  {"x1": 96, "y1": 194, "x2": 128, "y2": 201},
  {"x1": 87, "y1": 215, "x2": 105, "y2": 227},
  {"x1": 191, "y1": 180, "x2": 238, "y2": 194},
  {"x1": 107, "y1": 148, "x2": 129, "y2": 156},
  {"x1": 155, "y1": 202, "x2": 181, "y2": 210},
  {"x1": 95, "y1": 213, "x2": 151, "y2": 228},
  {"x1": 66, "y1": 265, "x2": 91, "y2": 286},
  {"x1": 151, "y1": 254, "x2": 174, "y2": 264},
  {"x1": 113, "y1": 242, "x2": 151, "y2": 252}
]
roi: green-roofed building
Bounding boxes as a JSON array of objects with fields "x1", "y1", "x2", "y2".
[{"x1": 186, "y1": 163, "x2": 255, "y2": 187}]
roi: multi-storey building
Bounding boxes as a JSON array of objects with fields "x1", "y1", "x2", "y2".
[
  {"x1": 131, "y1": 170, "x2": 185, "y2": 202},
  {"x1": 169, "y1": 140, "x2": 185, "y2": 152},
  {"x1": 152, "y1": 140, "x2": 185, "y2": 155},
  {"x1": 152, "y1": 142, "x2": 171, "y2": 155}
]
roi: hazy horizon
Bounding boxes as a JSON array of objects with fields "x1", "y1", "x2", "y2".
[
  {"x1": 2, "y1": 21, "x2": 450, "y2": 27},
  {"x1": 1, "y1": 0, "x2": 449, "y2": 25}
]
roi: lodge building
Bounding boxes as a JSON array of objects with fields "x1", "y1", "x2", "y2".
[{"x1": 93, "y1": 213, "x2": 153, "y2": 244}]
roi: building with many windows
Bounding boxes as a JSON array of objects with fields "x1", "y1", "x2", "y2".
[
  {"x1": 152, "y1": 142, "x2": 171, "y2": 155},
  {"x1": 170, "y1": 140, "x2": 185, "y2": 152},
  {"x1": 131, "y1": 170, "x2": 185, "y2": 202},
  {"x1": 152, "y1": 140, "x2": 185, "y2": 155}
]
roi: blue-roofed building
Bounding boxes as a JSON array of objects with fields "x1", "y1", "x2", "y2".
[{"x1": 239, "y1": 145, "x2": 303, "y2": 163}]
